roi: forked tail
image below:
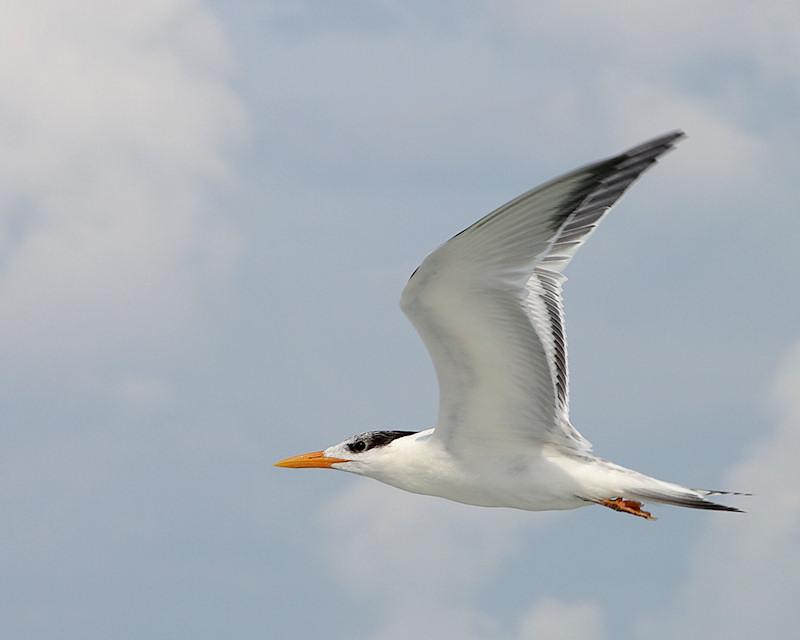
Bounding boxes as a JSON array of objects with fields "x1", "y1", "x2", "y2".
[
  {"x1": 589, "y1": 460, "x2": 750, "y2": 518},
  {"x1": 630, "y1": 487, "x2": 749, "y2": 513}
]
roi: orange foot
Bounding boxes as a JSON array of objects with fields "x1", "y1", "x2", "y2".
[{"x1": 599, "y1": 497, "x2": 655, "y2": 520}]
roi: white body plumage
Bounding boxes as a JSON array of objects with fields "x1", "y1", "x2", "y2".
[{"x1": 323, "y1": 429, "x2": 712, "y2": 514}]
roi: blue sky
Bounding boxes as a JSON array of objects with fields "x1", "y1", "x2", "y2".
[{"x1": 2, "y1": 2, "x2": 799, "y2": 638}]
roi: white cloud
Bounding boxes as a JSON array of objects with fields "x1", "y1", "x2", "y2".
[
  {"x1": 504, "y1": 1, "x2": 800, "y2": 84},
  {"x1": 518, "y1": 598, "x2": 606, "y2": 640},
  {"x1": 369, "y1": 606, "x2": 497, "y2": 640},
  {"x1": 637, "y1": 341, "x2": 800, "y2": 639},
  {"x1": 491, "y1": 1, "x2": 794, "y2": 208},
  {"x1": 318, "y1": 480, "x2": 544, "y2": 605},
  {"x1": 0, "y1": 8, "x2": 247, "y2": 634},
  {"x1": 319, "y1": 479, "x2": 610, "y2": 640},
  {"x1": 0, "y1": 0, "x2": 245, "y2": 384},
  {"x1": 320, "y1": 480, "x2": 615, "y2": 640},
  {"x1": 254, "y1": 0, "x2": 787, "y2": 223}
]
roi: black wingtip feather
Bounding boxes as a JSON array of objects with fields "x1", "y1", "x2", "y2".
[
  {"x1": 624, "y1": 130, "x2": 686, "y2": 157},
  {"x1": 690, "y1": 501, "x2": 745, "y2": 513}
]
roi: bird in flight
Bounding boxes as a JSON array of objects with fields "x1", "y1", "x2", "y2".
[{"x1": 276, "y1": 131, "x2": 745, "y2": 519}]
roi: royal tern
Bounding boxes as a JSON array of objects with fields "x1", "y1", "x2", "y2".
[{"x1": 276, "y1": 131, "x2": 745, "y2": 519}]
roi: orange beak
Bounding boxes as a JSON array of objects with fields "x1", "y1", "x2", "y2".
[{"x1": 274, "y1": 450, "x2": 350, "y2": 469}]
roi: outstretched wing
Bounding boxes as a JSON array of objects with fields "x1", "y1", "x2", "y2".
[{"x1": 400, "y1": 132, "x2": 684, "y2": 456}]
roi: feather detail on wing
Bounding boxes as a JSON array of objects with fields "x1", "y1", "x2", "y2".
[{"x1": 401, "y1": 132, "x2": 684, "y2": 456}]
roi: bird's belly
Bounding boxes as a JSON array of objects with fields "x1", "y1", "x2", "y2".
[
  {"x1": 377, "y1": 450, "x2": 589, "y2": 512},
  {"x1": 436, "y1": 473, "x2": 586, "y2": 511}
]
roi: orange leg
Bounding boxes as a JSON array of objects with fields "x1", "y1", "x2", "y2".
[{"x1": 599, "y1": 497, "x2": 655, "y2": 520}]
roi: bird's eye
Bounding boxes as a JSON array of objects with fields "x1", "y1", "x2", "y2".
[{"x1": 349, "y1": 440, "x2": 366, "y2": 453}]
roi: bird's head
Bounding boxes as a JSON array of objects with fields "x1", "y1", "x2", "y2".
[{"x1": 274, "y1": 430, "x2": 419, "y2": 475}]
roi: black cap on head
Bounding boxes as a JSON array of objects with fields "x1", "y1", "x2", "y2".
[{"x1": 346, "y1": 430, "x2": 417, "y2": 454}]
